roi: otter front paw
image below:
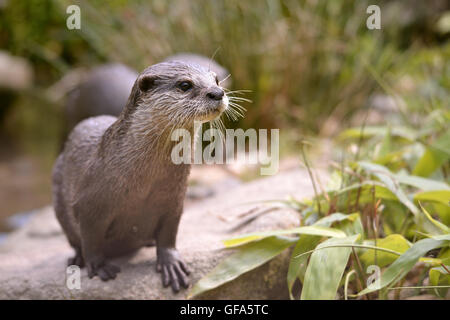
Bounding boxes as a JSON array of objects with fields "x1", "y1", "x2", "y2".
[
  {"x1": 87, "y1": 259, "x2": 121, "y2": 281},
  {"x1": 156, "y1": 248, "x2": 190, "y2": 293}
]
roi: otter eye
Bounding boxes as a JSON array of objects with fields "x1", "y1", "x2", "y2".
[{"x1": 178, "y1": 81, "x2": 193, "y2": 92}]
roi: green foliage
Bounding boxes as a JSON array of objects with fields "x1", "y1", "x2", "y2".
[
  {"x1": 360, "y1": 234, "x2": 410, "y2": 268},
  {"x1": 190, "y1": 88, "x2": 450, "y2": 299},
  {"x1": 188, "y1": 236, "x2": 297, "y2": 298}
]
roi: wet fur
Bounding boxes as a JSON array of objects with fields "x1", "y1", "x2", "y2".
[{"x1": 52, "y1": 61, "x2": 226, "y2": 291}]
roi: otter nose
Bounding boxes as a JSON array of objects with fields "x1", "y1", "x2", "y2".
[{"x1": 206, "y1": 88, "x2": 224, "y2": 101}]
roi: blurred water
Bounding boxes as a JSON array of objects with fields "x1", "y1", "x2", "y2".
[
  {"x1": 6, "y1": 209, "x2": 37, "y2": 229},
  {"x1": 0, "y1": 233, "x2": 7, "y2": 245},
  {"x1": 0, "y1": 209, "x2": 38, "y2": 245}
]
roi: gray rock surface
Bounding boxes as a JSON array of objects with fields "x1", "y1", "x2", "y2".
[{"x1": 0, "y1": 169, "x2": 319, "y2": 299}]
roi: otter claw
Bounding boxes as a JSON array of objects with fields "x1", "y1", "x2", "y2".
[
  {"x1": 156, "y1": 248, "x2": 190, "y2": 293},
  {"x1": 87, "y1": 260, "x2": 120, "y2": 281}
]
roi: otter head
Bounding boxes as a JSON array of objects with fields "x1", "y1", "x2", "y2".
[{"x1": 132, "y1": 61, "x2": 228, "y2": 131}]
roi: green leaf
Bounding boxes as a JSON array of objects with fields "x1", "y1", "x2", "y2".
[
  {"x1": 358, "y1": 234, "x2": 450, "y2": 296},
  {"x1": 223, "y1": 226, "x2": 346, "y2": 248},
  {"x1": 417, "y1": 202, "x2": 450, "y2": 234},
  {"x1": 438, "y1": 247, "x2": 450, "y2": 265},
  {"x1": 358, "y1": 163, "x2": 445, "y2": 235},
  {"x1": 374, "y1": 150, "x2": 405, "y2": 166},
  {"x1": 287, "y1": 235, "x2": 322, "y2": 299},
  {"x1": 414, "y1": 190, "x2": 450, "y2": 205},
  {"x1": 429, "y1": 266, "x2": 450, "y2": 298},
  {"x1": 314, "y1": 212, "x2": 359, "y2": 227},
  {"x1": 335, "y1": 214, "x2": 364, "y2": 236},
  {"x1": 395, "y1": 174, "x2": 450, "y2": 191},
  {"x1": 287, "y1": 213, "x2": 353, "y2": 299},
  {"x1": 358, "y1": 161, "x2": 420, "y2": 217},
  {"x1": 188, "y1": 236, "x2": 296, "y2": 298},
  {"x1": 360, "y1": 234, "x2": 410, "y2": 268},
  {"x1": 301, "y1": 234, "x2": 360, "y2": 300},
  {"x1": 413, "y1": 130, "x2": 450, "y2": 177},
  {"x1": 330, "y1": 181, "x2": 399, "y2": 205}
]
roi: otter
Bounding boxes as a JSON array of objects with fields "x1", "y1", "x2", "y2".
[{"x1": 52, "y1": 61, "x2": 228, "y2": 292}]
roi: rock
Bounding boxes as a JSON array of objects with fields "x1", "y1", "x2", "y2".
[
  {"x1": 0, "y1": 51, "x2": 33, "y2": 91},
  {"x1": 0, "y1": 168, "x2": 320, "y2": 299}
]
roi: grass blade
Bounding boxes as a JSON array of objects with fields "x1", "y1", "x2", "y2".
[
  {"x1": 223, "y1": 226, "x2": 346, "y2": 248},
  {"x1": 301, "y1": 234, "x2": 360, "y2": 300},
  {"x1": 188, "y1": 236, "x2": 296, "y2": 298}
]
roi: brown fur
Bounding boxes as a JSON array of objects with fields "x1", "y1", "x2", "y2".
[{"x1": 52, "y1": 61, "x2": 227, "y2": 292}]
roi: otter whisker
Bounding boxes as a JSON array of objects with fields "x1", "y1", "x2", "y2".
[
  {"x1": 223, "y1": 109, "x2": 236, "y2": 121},
  {"x1": 228, "y1": 102, "x2": 247, "y2": 112},
  {"x1": 223, "y1": 89, "x2": 252, "y2": 95},
  {"x1": 224, "y1": 107, "x2": 240, "y2": 121},
  {"x1": 228, "y1": 96, "x2": 252, "y2": 104},
  {"x1": 219, "y1": 73, "x2": 231, "y2": 85},
  {"x1": 228, "y1": 103, "x2": 246, "y2": 117}
]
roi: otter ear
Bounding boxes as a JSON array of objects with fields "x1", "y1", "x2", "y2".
[{"x1": 138, "y1": 74, "x2": 158, "y2": 92}]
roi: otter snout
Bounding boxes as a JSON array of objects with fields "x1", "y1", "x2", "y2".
[{"x1": 206, "y1": 88, "x2": 224, "y2": 101}]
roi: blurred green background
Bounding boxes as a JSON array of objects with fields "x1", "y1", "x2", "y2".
[{"x1": 0, "y1": 0, "x2": 449, "y2": 229}]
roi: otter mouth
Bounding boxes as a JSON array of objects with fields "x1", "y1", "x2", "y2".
[
  {"x1": 196, "y1": 97, "x2": 228, "y2": 122},
  {"x1": 196, "y1": 109, "x2": 222, "y2": 122}
]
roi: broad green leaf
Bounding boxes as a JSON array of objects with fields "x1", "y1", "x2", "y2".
[
  {"x1": 301, "y1": 234, "x2": 360, "y2": 300},
  {"x1": 382, "y1": 200, "x2": 410, "y2": 235},
  {"x1": 413, "y1": 130, "x2": 450, "y2": 177},
  {"x1": 429, "y1": 266, "x2": 450, "y2": 298},
  {"x1": 430, "y1": 202, "x2": 450, "y2": 227},
  {"x1": 414, "y1": 190, "x2": 450, "y2": 205},
  {"x1": 332, "y1": 181, "x2": 398, "y2": 201},
  {"x1": 188, "y1": 236, "x2": 296, "y2": 298},
  {"x1": 223, "y1": 226, "x2": 346, "y2": 248},
  {"x1": 287, "y1": 235, "x2": 322, "y2": 299},
  {"x1": 358, "y1": 234, "x2": 450, "y2": 296},
  {"x1": 329, "y1": 181, "x2": 398, "y2": 209},
  {"x1": 287, "y1": 213, "x2": 353, "y2": 299},
  {"x1": 360, "y1": 234, "x2": 410, "y2": 268},
  {"x1": 417, "y1": 202, "x2": 450, "y2": 234},
  {"x1": 438, "y1": 247, "x2": 450, "y2": 264}
]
